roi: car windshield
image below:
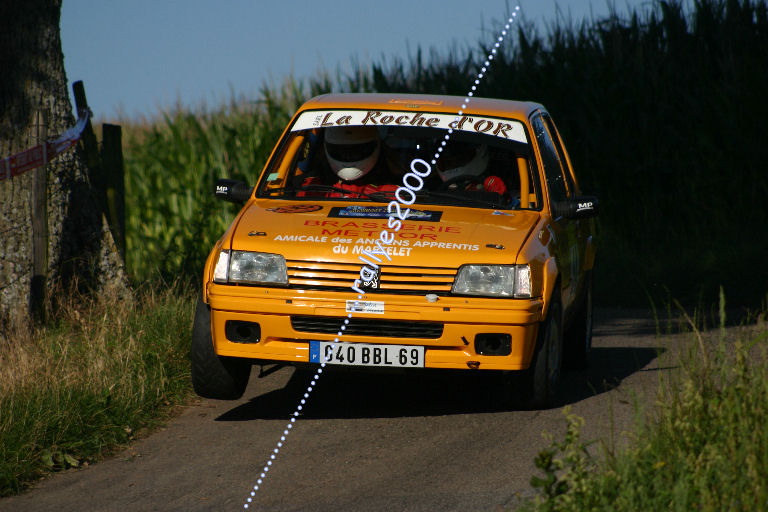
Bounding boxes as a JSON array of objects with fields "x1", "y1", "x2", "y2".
[{"x1": 257, "y1": 109, "x2": 542, "y2": 210}]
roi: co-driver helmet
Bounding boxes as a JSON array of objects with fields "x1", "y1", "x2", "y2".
[{"x1": 437, "y1": 142, "x2": 489, "y2": 182}]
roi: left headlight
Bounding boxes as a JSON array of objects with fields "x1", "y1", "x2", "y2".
[
  {"x1": 452, "y1": 264, "x2": 531, "y2": 298},
  {"x1": 213, "y1": 250, "x2": 288, "y2": 285}
]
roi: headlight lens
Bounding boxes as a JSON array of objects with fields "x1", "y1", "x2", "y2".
[
  {"x1": 452, "y1": 264, "x2": 532, "y2": 298},
  {"x1": 213, "y1": 250, "x2": 288, "y2": 285}
]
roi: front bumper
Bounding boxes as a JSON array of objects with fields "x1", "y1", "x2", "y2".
[{"x1": 207, "y1": 283, "x2": 543, "y2": 371}]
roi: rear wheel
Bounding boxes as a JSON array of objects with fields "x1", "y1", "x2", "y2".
[
  {"x1": 507, "y1": 291, "x2": 563, "y2": 409},
  {"x1": 564, "y1": 271, "x2": 593, "y2": 369},
  {"x1": 190, "y1": 296, "x2": 251, "y2": 400}
]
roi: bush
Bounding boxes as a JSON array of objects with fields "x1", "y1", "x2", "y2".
[{"x1": 520, "y1": 293, "x2": 768, "y2": 510}]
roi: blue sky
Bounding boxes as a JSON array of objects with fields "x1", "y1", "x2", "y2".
[{"x1": 60, "y1": 0, "x2": 655, "y2": 120}]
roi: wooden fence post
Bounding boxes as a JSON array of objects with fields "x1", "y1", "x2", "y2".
[
  {"x1": 101, "y1": 124, "x2": 125, "y2": 262},
  {"x1": 72, "y1": 81, "x2": 104, "y2": 210},
  {"x1": 31, "y1": 109, "x2": 49, "y2": 320},
  {"x1": 73, "y1": 80, "x2": 126, "y2": 265}
]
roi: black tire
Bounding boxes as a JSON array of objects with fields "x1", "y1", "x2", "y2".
[
  {"x1": 507, "y1": 291, "x2": 564, "y2": 409},
  {"x1": 564, "y1": 271, "x2": 593, "y2": 370},
  {"x1": 190, "y1": 296, "x2": 251, "y2": 400}
]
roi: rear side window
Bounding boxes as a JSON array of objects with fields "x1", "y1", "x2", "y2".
[
  {"x1": 531, "y1": 113, "x2": 567, "y2": 203},
  {"x1": 543, "y1": 115, "x2": 577, "y2": 196}
]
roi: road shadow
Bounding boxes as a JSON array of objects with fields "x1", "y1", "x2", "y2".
[
  {"x1": 216, "y1": 345, "x2": 665, "y2": 421},
  {"x1": 593, "y1": 309, "x2": 660, "y2": 337},
  {"x1": 594, "y1": 307, "x2": 763, "y2": 337},
  {"x1": 559, "y1": 345, "x2": 669, "y2": 406}
]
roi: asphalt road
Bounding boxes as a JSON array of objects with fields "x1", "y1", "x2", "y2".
[{"x1": 1, "y1": 309, "x2": 674, "y2": 512}]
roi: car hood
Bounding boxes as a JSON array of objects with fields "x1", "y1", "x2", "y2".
[{"x1": 228, "y1": 200, "x2": 539, "y2": 266}]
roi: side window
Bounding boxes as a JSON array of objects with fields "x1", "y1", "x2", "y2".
[
  {"x1": 530, "y1": 113, "x2": 567, "y2": 203},
  {"x1": 543, "y1": 115, "x2": 576, "y2": 196}
]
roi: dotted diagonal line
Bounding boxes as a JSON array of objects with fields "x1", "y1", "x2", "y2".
[
  {"x1": 243, "y1": 6, "x2": 520, "y2": 509},
  {"x1": 242, "y1": 304, "x2": 358, "y2": 508}
]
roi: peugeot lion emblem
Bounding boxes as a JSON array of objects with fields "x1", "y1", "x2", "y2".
[{"x1": 362, "y1": 267, "x2": 381, "y2": 290}]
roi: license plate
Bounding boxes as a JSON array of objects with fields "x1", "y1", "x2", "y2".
[{"x1": 309, "y1": 341, "x2": 424, "y2": 368}]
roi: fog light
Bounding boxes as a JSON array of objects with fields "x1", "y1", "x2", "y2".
[
  {"x1": 225, "y1": 320, "x2": 261, "y2": 343},
  {"x1": 474, "y1": 333, "x2": 512, "y2": 356}
]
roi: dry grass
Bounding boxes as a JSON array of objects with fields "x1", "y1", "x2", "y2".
[{"x1": 0, "y1": 283, "x2": 195, "y2": 495}]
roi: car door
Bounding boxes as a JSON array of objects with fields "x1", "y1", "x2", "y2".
[
  {"x1": 530, "y1": 111, "x2": 578, "y2": 308},
  {"x1": 543, "y1": 114, "x2": 592, "y2": 304}
]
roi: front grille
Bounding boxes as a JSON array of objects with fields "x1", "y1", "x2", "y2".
[
  {"x1": 291, "y1": 315, "x2": 444, "y2": 339},
  {"x1": 286, "y1": 260, "x2": 457, "y2": 295}
]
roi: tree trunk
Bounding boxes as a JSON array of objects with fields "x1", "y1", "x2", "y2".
[{"x1": 0, "y1": 0, "x2": 128, "y2": 327}]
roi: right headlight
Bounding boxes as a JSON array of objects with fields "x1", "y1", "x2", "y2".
[
  {"x1": 213, "y1": 250, "x2": 288, "y2": 285},
  {"x1": 452, "y1": 264, "x2": 531, "y2": 298}
]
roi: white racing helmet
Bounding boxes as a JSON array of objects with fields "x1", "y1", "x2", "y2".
[
  {"x1": 437, "y1": 143, "x2": 489, "y2": 182},
  {"x1": 324, "y1": 126, "x2": 380, "y2": 181}
]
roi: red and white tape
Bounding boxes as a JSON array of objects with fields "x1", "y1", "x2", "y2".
[{"x1": 0, "y1": 110, "x2": 90, "y2": 182}]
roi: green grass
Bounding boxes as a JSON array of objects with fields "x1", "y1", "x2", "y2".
[
  {"x1": 0, "y1": 284, "x2": 196, "y2": 496},
  {"x1": 519, "y1": 293, "x2": 768, "y2": 511}
]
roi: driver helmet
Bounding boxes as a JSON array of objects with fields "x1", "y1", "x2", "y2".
[
  {"x1": 437, "y1": 142, "x2": 489, "y2": 182},
  {"x1": 324, "y1": 126, "x2": 380, "y2": 181}
]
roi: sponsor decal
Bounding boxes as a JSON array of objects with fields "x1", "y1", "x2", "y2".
[
  {"x1": 328, "y1": 205, "x2": 442, "y2": 222},
  {"x1": 274, "y1": 235, "x2": 328, "y2": 242},
  {"x1": 388, "y1": 98, "x2": 444, "y2": 106},
  {"x1": 266, "y1": 204, "x2": 322, "y2": 213},
  {"x1": 411, "y1": 241, "x2": 479, "y2": 250},
  {"x1": 345, "y1": 300, "x2": 384, "y2": 314},
  {"x1": 291, "y1": 109, "x2": 528, "y2": 144},
  {"x1": 303, "y1": 219, "x2": 461, "y2": 241}
]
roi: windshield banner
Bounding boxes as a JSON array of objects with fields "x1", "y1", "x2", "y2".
[{"x1": 291, "y1": 109, "x2": 528, "y2": 144}]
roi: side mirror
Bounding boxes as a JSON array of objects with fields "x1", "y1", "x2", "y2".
[
  {"x1": 214, "y1": 179, "x2": 253, "y2": 203},
  {"x1": 552, "y1": 195, "x2": 599, "y2": 219}
]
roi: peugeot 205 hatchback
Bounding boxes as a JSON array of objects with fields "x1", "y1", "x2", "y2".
[{"x1": 191, "y1": 93, "x2": 597, "y2": 408}]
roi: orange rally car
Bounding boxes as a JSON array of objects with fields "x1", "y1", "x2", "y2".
[{"x1": 191, "y1": 93, "x2": 598, "y2": 408}]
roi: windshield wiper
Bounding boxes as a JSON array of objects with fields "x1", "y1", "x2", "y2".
[{"x1": 416, "y1": 190, "x2": 508, "y2": 210}]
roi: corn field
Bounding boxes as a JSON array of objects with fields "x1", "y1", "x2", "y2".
[{"x1": 121, "y1": 0, "x2": 768, "y2": 306}]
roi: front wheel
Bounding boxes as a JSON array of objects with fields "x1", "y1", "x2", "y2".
[
  {"x1": 190, "y1": 296, "x2": 251, "y2": 400},
  {"x1": 506, "y1": 291, "x2": 563, "y2": 409}
]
